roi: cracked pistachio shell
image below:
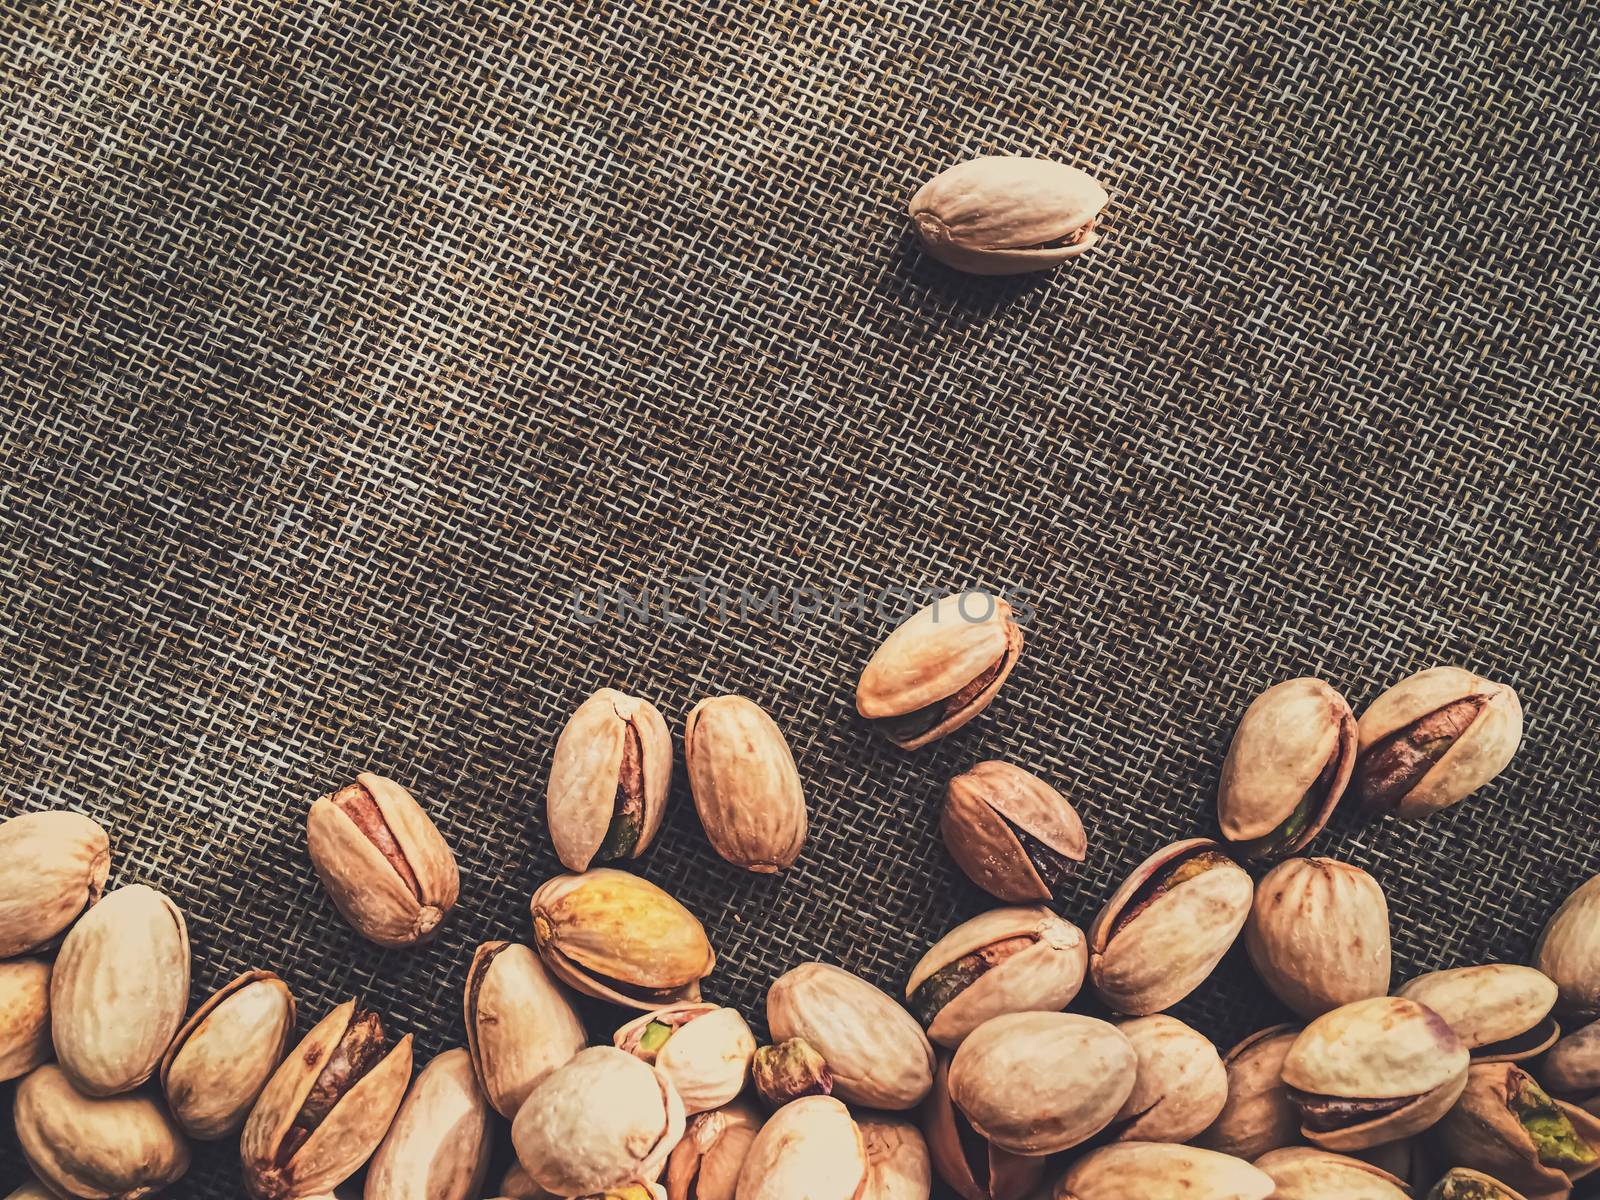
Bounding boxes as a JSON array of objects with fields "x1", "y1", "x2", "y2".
[
  {"x1": 14, "y1": 1063, "x2": 191, "y2": 1200},
  {"x1": 1054, "y1": 1143, "x2": 1273, "y2": 1200},
  {"x1": 531, "y1": 870, "x2": 715, "y2": 1011},
  {"x1": 1543, "y1": 1021, "x2": 1600, "y2": 1099},
  {"x1": 734, "y1": 1095, "x2": 866, "y2": 1200},
  {"x1": 1427, "y1": 1168, "x2": 1533, "y2": 1200},
  {"x1": 856, "y1": 592, "x2": 1023, "y2": 750},
  {"x1": 1538, "y1": 872, "x2": 1600, "y2": 1019},
  {"x1": 51, "y1": 883, "x2": 190, "y2": 1097},
  {"x1": 1112, "y1": 1016, "x2": 1228, "y2": 1144},
  {"x1": 1431, "y1": 1062, "x2": 1600, "y2": 1196},
  {"x1": 511, "y1": 1047, "x2": 685, "y2": 1197},
  {"x1": 940, "y1": 764, "x2": 1086, "y2": 902},
  {"x1": 1218, "y1": 678, "x2": 1356, "y2": 860},
  {"x1": 909, "y1": 157, "x2": 1108, "y2": 275},
  {"x1": 364, "y1": 1048, "x2": 493, "y2": 1200},
  {"x1": 684, "y1": 697, "x2": 806, "y2": 873},
  {"x1": 548, "y1": 689, "x2": 673, "y2": 873},
  {"x1": 0, "y1": 958, "x2": 51, "y2": 1082},
  {"x1": 859, "y1": 1117, "x2": 931, "y2": 1200},
  {"x1": 465, "y1": 941, "x2": 587, "y2": 1119},
  {"x1": 1252, "y1": 1147, "x2": 1409, "y2": 1200},
  {"x1": 307, "y1": 773, "x2": 460, "y2": 948},
  {"x1": 1397, "y1": 965, "x2": 1558, "y2": 1061},
  {"x1": 1354, "y1": 667, "x2": 1522, "y2": 818},
  {"x1": 665, "y1": 1101, "x2": 763, "y2": 1200},
  {"x1": 0, "y1": 810, "x2": 109, "y2": 959},
  {"x1": 1245, "y1": 857, "x2": 1391, "y2": 1019},
  {"x1": 615, "y1": 1003, "x2": 755, "y2": 1115},
  {"x1": 159, "y1": 970, "x2": 295, "y2": 1140},
  {"x1": 906, "y1": 906, "x2": 1086, "y2": 1048},
  {"x1": 922, "y1": 1055, "x2": 1042, "y2": 1200},
  {"x1": 1282, "y1": 996, "x2": 1468, "y2": 1150},
  {"x1": 948, "y1": 1011, "x2": 1134, "y2": 1155},
  {"x1": 1088, "y1": 839, "x2": 1252, "y2": 1015},
  {"x1": 1197, "y1": 1025, "x2": 1301, "y2": 1161},
  {"x1": 767, "y1": 962, "x2": 934, "y2": 1110}
]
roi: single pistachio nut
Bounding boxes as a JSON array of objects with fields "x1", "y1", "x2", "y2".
[
  {"x1": 0, "y1": 809, "x2": 109, "y2": 958},
  {"x1": 1088, "y1": 838, "x2": 1253, "y2": 1015},
  {"x1": 922, "y1": 1055, "x2": 1042, "y2": 1200},
  {"x1": 1218, "y1": 678, "x2": 1356, "y2": 860},
  {"x1": 1110, "y1": 1015, "x2": 1228, "y2": 1143},
  {"x1": 51, "y1": 882, "x2": 190, "y2": 1097},
  {"x1": 0, "y1": 958, "x2": 52, "y2": 1082},
  {"x1": 363, "y1": 1048, "x2": 493, "y2": 1200},
  {"x1": 733, "y1": 1095, "x2": 866, "y2": 1200},
  {"x1": 665, "y1": 1100, "x2": 763, "y2": 1200},
  {"x1": 940, "y1": 764, "x2": 1086, "y2": 902},
  {"x1": 548, "y1": 689, "x2": 673, "y2": 873},
  {"x1": 159, "y1": 970, "x2": 295, "y2": 1140},
  {"x1": 1245, "y1": 857, "x2": 1391, "y2": 1018},
  {"x1": 856, "y1": 592, "x2": 1023, "y2": 749},
  {"x1": 766, "y1": 962, "x2": 934, "y2": 1110},
  {"x1": 615, "y1": 1002, "x2": 755, "y2": 1114},
  {"x1": 684, "y1": 696, "x2": 807, "y2": 873},
  {"x1": 1427, "y1": 1168, "x2": 1533, "y2": 1200},
  {"x1": 1054, "y1": 1143, "x2": 1273, "y2": 1200},
  {"x1": 1354, "y1": 666, "x2": 1522, "y2": 818},
  {"x1": 465, "y1": 940, "x2": 587, "y2": 1118},
  {"x1": 240, "y1": 998, "x2": 415, "y2": 1200},
  {"x1": 13, "y1": 1062, "x2": 191, "y2": 1199},
  {"x1": 1282, "y1": 995, "x2": 1468, "y2": 1150},
  {"x1": 511, "y1": 1046, "x2": 685, "y2": 1197},
  {"x1": 531, "y1": 869, "x2": 715, "y2": 1010},
  {"x1": 1543, "y1": 1020, "x2": 1600, "y2": 1101},
  {"x1": 1397, "y1": 964, "x2": 1558, "y2": 1061},
  {"x1": 948, "y1": 1011, "x2": 1135, "y2": 1155},
  {"x1": 307, "y1": 772, "x2": 460, "y2": 948},
  {"x1": 1252, "y1": 1147, "x2": 1409, "y2": 1199},
  {"x1": 859, "y1": 1117, "x2": 931, "y2": 1200},
  {"x1": 1537, "y1": 872, "x2": 1600, "y2": 1018},
  {"x1": 497, "y1": 1162, "x2": 558, "y2": 1200},
  {"x1": 1197, "y1": 1024, "x2": 1302, "y2": 1161},
  {"x1": 908, "y1": 156, "x2": 1108, "y2": 276},
  {"x1": 752, "y1": 1038, "x2": 832, "y2": 1109},
  {"x1": 1432, "y1": 1061, "x2": 1600, "y2": 1196}
]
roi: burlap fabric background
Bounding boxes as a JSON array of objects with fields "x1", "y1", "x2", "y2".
[{"x1": 3, "y1": 0, "x2": 1598, "y2": 1193}]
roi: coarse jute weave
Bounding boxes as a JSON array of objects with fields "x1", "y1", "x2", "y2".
[{"x1": 2, "y1": 0, "x2": 1598, "y2": 1193}]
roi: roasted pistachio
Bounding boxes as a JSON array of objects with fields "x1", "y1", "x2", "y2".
[
  {"x1": 1354, "y1": 666, "x2": 1522, "y2": 818},
  {"x1": 0, "y1": 958, "x2": 51, "y2": 1082},
  {"x1": 465, "y1": 940, "x2": 587, "y2": 1118},
  {"x1": 0, "y1": 809, "x2": 109, "y2": 958},
  {"x1": 940, "y1": 764, "x2": 1086, "y2": 902},
  {"x1": 1397, "y1": 964, "x2": 1558, "y2": 1061},
  {"x1": 616, "y1": 1002, "x2": 755, "y2": 1114},
  {"x1": 364, "y1": 1048, "x2": 493, "y2": 1200},
  {"x1": 1054, "y1": 1143, "x2": 1273, "y2": 1200},
  {"x1": 160, "y1": 970, "x2": 295, "y2": 1140},
  {"x1": 1538, "y1": 872, "x2": 1600, "y2": 1018},
  {"x1": 1197, "y1": 1024, "x2": 1302, "y2": 1161},
  {"x1": 1110, "y1": 1015, "x2": 1228, "y2": 1143},
  {"x1": 859, "y1": 1117, "x2": 931, "y2": 1200},
  {"x1": 1433, "y1": 1061, "x2": 1600, "y2": 1196},
  {"x1": 684, "y1": 696, "x2": 807, "y2": 873},
  {"x1": 1088, "y1": 838, "x2": 1252, "y2": 1015},
  {"x1": 1543, "y1": 1020, "x2": 1600, "y2": 1102},
  {"x1": 856, "y1": 592, "x2": 1023, "y2": 749},
  {"x1": 548, "y1": 689, "x2": 672, "y2": 872},
  {"x1": 733, "y1": 1095, "x2": 867, "y2": 1200},
  {"x1": 752, "y1": 1037, "x2": 832, "y2": 1109},
  {"x1": 665, "y1": 1101, "x2": 763, "y2": 1200},
  {"x1": 497, "y1": 1162, "x2": 557, "y2": 1200},
  {"x1": 1245, "y1": 857, "x2": 1390, "y2": 1018},
  {"x1": 1252, "y1": 1147, "x2": 1409, "y2": 1199},
  {"x1": 922, "y1": 1055, "x2": 1042, "y2": 1200},
  {"x1": 1427, "y1": 1168, "x2": 1532, "y2": 1200}
]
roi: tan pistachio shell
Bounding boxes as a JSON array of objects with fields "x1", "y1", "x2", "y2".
[
  {"x1": 1397, "y1": 964, "x2": 1558, "y2": 1061},
  {"x1": 1196, "y1": 1024, "x2": 1302, "y2": 1161},
  {"x1": 51, "y1": 883, "x2": 190, "y2": 1097},
  {"x1": 1112, "y1": 1016, "x2": 1228, "y2": 1143},
  {"x1": 858, "y1": 1116, "x2": 931, "y2": 1200},
  {"x1": 548, "y1": 689, "x2": 673, "y2": 873},
  {"x1": 0, "y1": 810, "x2": 110, "y2": 958},
  {"x1": 1538, "y1": 873, "x2": 1600, "y2": 1019},
  {"x1": 684, "y1": 696, "x2": 807, "y2": 873},
  {"x1": 497, "y1": 1162, "x2": 558, "y2": 1200},
  {"x1": 1431, "y1": 1061, "x2": 1600, "y2": 1196},
  {"x1": 464, "y1": 940, "x2": 587, "y2": 1118},
  {"x1": 906, "y1": 906, "x2": 1086, "y2": 1047},
  {"x1": 921, "y1": 1054, "x2": 1042, "y2": 1200},
  {"x1": 767, "y1": 962, "x2": 934, "y2": 1110},
  {"x1": 733, "y1": 1095, "x2": 867, "y2": 1200},
  {"x1": 159, "y1": 970, "x2": 295, "y2": 1139},
  {"x1": 665, "y1": 1101, "x2": 764, "y2": 1200},
  {"x1": 1088, "y1": 839, "x2": 1253, "y2": 1015},
  {"x1": 1245, "y1": 857, "x2": 1391, "y2": 1018},
  {"x1": 1544, "y1": 1021, "x2": 1600, "y2": 1098},
  {"x1": 363, "y1": 1048, "x2": 493, "y2": 1200},
  {"x1": 1252, "y1": 1147, "x2": 1410, "y2": 1199},
  {"x1": 1054, "y1": 1142, "x2": 1274, "y2": 1200},
  {"x1": 948, "y1": 1011, "x2": 1134, "y2": 1155},
  {"x1": 615, "y1": 1003, "x2": 755, "y2": 1115},
  {"x1": 1428, "y1": 1168, "x2": 1533, "y2": 1199},
  {"x1": 940, "y1": 764, "x2": 1086, "y2": 902},
  {"x1": 0, "y1": 958, "x2": 52, "y2": 1082},
  {"x1": 5, "y1": 1182, "x2": 57, "y2": 1200}
]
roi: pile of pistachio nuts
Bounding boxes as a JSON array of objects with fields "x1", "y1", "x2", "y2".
[{"x1": 4, "y1": 584, "x2": 1598, "y2": 1200}]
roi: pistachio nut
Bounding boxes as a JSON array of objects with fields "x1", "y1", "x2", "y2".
[
  {"x1": 1543, "y1": 1020, "x2": 1600, "y2": 1101},
  {"x1": 1054, "y1": 1143, "x2": 1273, "y2": 1200},
  {"x1": 511, "y1": 1046, "x2": 685, "y2": 1196},
  {"x1": 1397, "y1": 964, "x2": 1558, "y2": 1061},
  {"x1": 0, "y1": 958, "x2": 51, "y2": 1082},
  {"x1": 1244, "y1": 857, "x2": 1391, "y2": 1018},
  {"x1": 1282, "y1": 995, "x2": 1469, "y2": 1150},
  {"x1": 159, "y1": 969, "x2": 295, "y2": 1139},
  {"x1": 1427, "y1": 1168, "x2": 1533, "y2": 1200},
  {"x1": 766, "y1": 961, "x2": 934, "y2": 1110},
  {"x1": 1537, "y1": 872, "x2": 1600, "y2": 1018},
  {"x1": 307, "y1": 772, "x2": 460, "y2": 948},
  {"x1": 733, "y1": 1095, "x2": 866, "y2": 1200},
  {"x1": 1218, "y1": 678, "x2": 1356, "y2": 860},
  {"x1": 548, "y1": 689, "x2": 673, "y2": 873},
  {"x1": 940, "y1": 764, "x2": 1086, "y2": 902},
  {"x1": 908, "y1": 157, "x2": 1108, "y2": 275},
  {"x1": 51, "y1": 882, "x2": 189, "y2": 1097},
  {"x1": 1087, "y1": 838, "x2": 1252, "y2": 1015},
  {"x1": 6, "y1": 1183, "x2": 55, "y2": 1200},
  {"x1": 1110, "y1": 1015, "x2": 1228, "y2": 1143},
  {"x1": 364, "y1": 1048, "x2": 493, "y2": 1200},
  {"x1": 859, "y1": 1117, "x2": 931, "y2": 1200},
  {"x1": 1432, "y1": 1061, "x2": 1600, "y2": 1195},
  {"x1": 1252, "y1": 1147, "x2": 1410, "y2": 1199},
  {"x1": 240, "y1": 998, "x2": 415, "y2": 1200},
  {"x1": 465, "y1": 940, "x2": 587, "y2": 1118},
  {"x1": 1197, "y1": 1024, "x2": 1302, "y2": 1160},
  {"x1": 752, "y1": 1038, "x2": 832, "y2": 1109},
  {"x1": 1352, "y1": 1137, "x2": 1431, "y2": 1189},
  {"x1": 13, "y1": 1062, "x2": 191, "y2": 1199},
  {"x1": 922, "y1": 1055, "x2": 1042, "y2": 1200},
  {"x1": 856, "y1": 592, "x2": 1023, "y2": 749},
  {"x1": 665, "y1": 1100, "x2": 763, "y2": 1200},
  {"x1": 947, "y1": 1011, "x2": 1135, "y2": 1155},
  {"x1": 0, "y1": 809, "x2": 109, "y2": 958},
  {"x1": 1354, "y1": 666, "x2": 1522, "y2": 818},
  {"x1": 531, "y1": 870, "x2": 716, "y2": 1010},
  {"x1": 497, "y1": 1162, "x2": 558, "y2": 1200},
  {"x1": 683, "y1": 696, "x2": 807, "y2": 873},
  {"x1": 905, "y1": 906, "x2": 1085, "y2": 1048},
  {"x1": 615, "y1": 1002, "x2": 755, "y2": 1115}
]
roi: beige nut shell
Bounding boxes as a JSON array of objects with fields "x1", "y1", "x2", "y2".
[
  {"x1": 858, "y1": 1116, "x2": 931, "y2": 1200},
  {"x1": 1112, "y1": 1016, "x2": 1228, "y2": 1144},
  {"x1": 464, "y1": 940, "x2": 587, "y2": 1119},
  {"x1": 615, "y1": 1003, "x2": 755, "y2": 1115},
  {"x1": 160, "y1": 970, "x2": 295, "y2": 1140},
  {"x1": 1396, "y1": 964, "x2": 1558, "y2": 1060},
  {"x1": 1196, "y1": 1024, "x2": 1301, "y2": 1161},
  {"x1": 684, "y1": 696, "x2": 807, "y2": 873},
  {"x1": 733, "y1": 1095, "x2": 866, "y2": 1200},
  {"x1": 363, "y1": 1048, "x2": 493, "y2": 1200},
  {"x1": 940, "y1": 763, "x2": 1086, "y2": 902},
  {"x1": 547, "y1": 688, "x2": 673, "y2": 873},
  {"x1": 0, "y1": 958, "x2": 52, "y2": 1083},
  {"x1": 1054, "y1": 1142, "x2": 1273, "y2": 1200},
  {"x1": 1538, "y1": 871, "x2": 1600, "y2": 1018},
  {"x1": 666, "y1": 1100, "x2": 763, "y2": 1200},
  {"x1": 0, "y1": 810, "x2": 110, "y2": 959},
  {"x1": 1252, "y1": 1147, "x2": 1410, "y2": 1199}
]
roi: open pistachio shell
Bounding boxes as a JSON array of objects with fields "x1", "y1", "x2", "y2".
[
  {"x1": 1245, "y1": 857, "x2": 1390, "y2": 1018},
  {"x1": 0, "y1": 958, "x2": 52, "y2": 1083},
  {"x1": 665, "y1": 1101, "x2": 763, "y2": 1200},
  {"x1": 0, "y1": 810, "x2": 109, "y2": 958},
  {"x1": 1432, "y1": 1061, "x2": 1600, "y2": 1196},
  {"x1": 364, "y1": 1048, "x2": 493, "y2": 1200},
  {"x1": 940, "y1": 763, "x2": 1086, "y2": 902},
  {"x1": 1252, "y1": 1147, "x2": 1409, "y2": 1199},
  {"x1": 1111, "y1": 1016, "x2": 1228, "y2": 1143},
  {"x1": 1538, "y1": 872, "x2": 1600, "y2": 1019},
  {"x1": 465, "y1": 941, "x2": 587, "y2": 1119},
  {"x1": 1197, "y1": 1025, "x2": 1302, "y2": 1161},
  {"x1": 1427, "y1": 1168, "x2": 1533, "y2": 1200},
  {"x1": 1054, "y1": 1143, "x2": 1274, "y2": 1200},
  {"x1": 160, "y1": 970, "x2": 295, "y2": 1139},
  {"x1": 921, "y1": 1054, "x2": 1042, "y2": 1200},
  {"x1": 1397, "y1": 964, "x2": 1558, "y2": 1061},
  {"x1": 615, "y1": 1002, "x2": 755, "y2": 1115},
  {"x1": 859, "y1": 1116, "x2": 931, "y2": 1200},
  {"x1": 548, "y1": 689, "x2": 673, "y2": 873},
  {"x1": 733, "y1": 1095, "x2": 866, "y2": 1200}
]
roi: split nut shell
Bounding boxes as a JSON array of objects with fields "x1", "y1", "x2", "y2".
[
  {"x1": 1111, "y1": 1016, "x2": 1228, "y2": 1144},
  {"x1": 1196, "y1": 1024, "x2": 1301, "y2": 1161},
  {"x1": 465, "y1": 940, "x2": 588, "y2": 1118},
  {"x1": 548, "y1": 689, "x2": 672, "y2": 873},
  {"x1": 940, "y1": 764, "x2": 1085, "y2": 902},
  {"x1": 615, "y1": 1002, "x2": 755, "y2": 1115},
  {"x1": 665, "y1": 1101, "x2": 763, "y2": 1200},
  {"x1": 160, "y1": 970, "x2": 295, "y2": 1140},
  {"x1": 1396, "y1": 964, "x2": 1558, "y2": 1061}
]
